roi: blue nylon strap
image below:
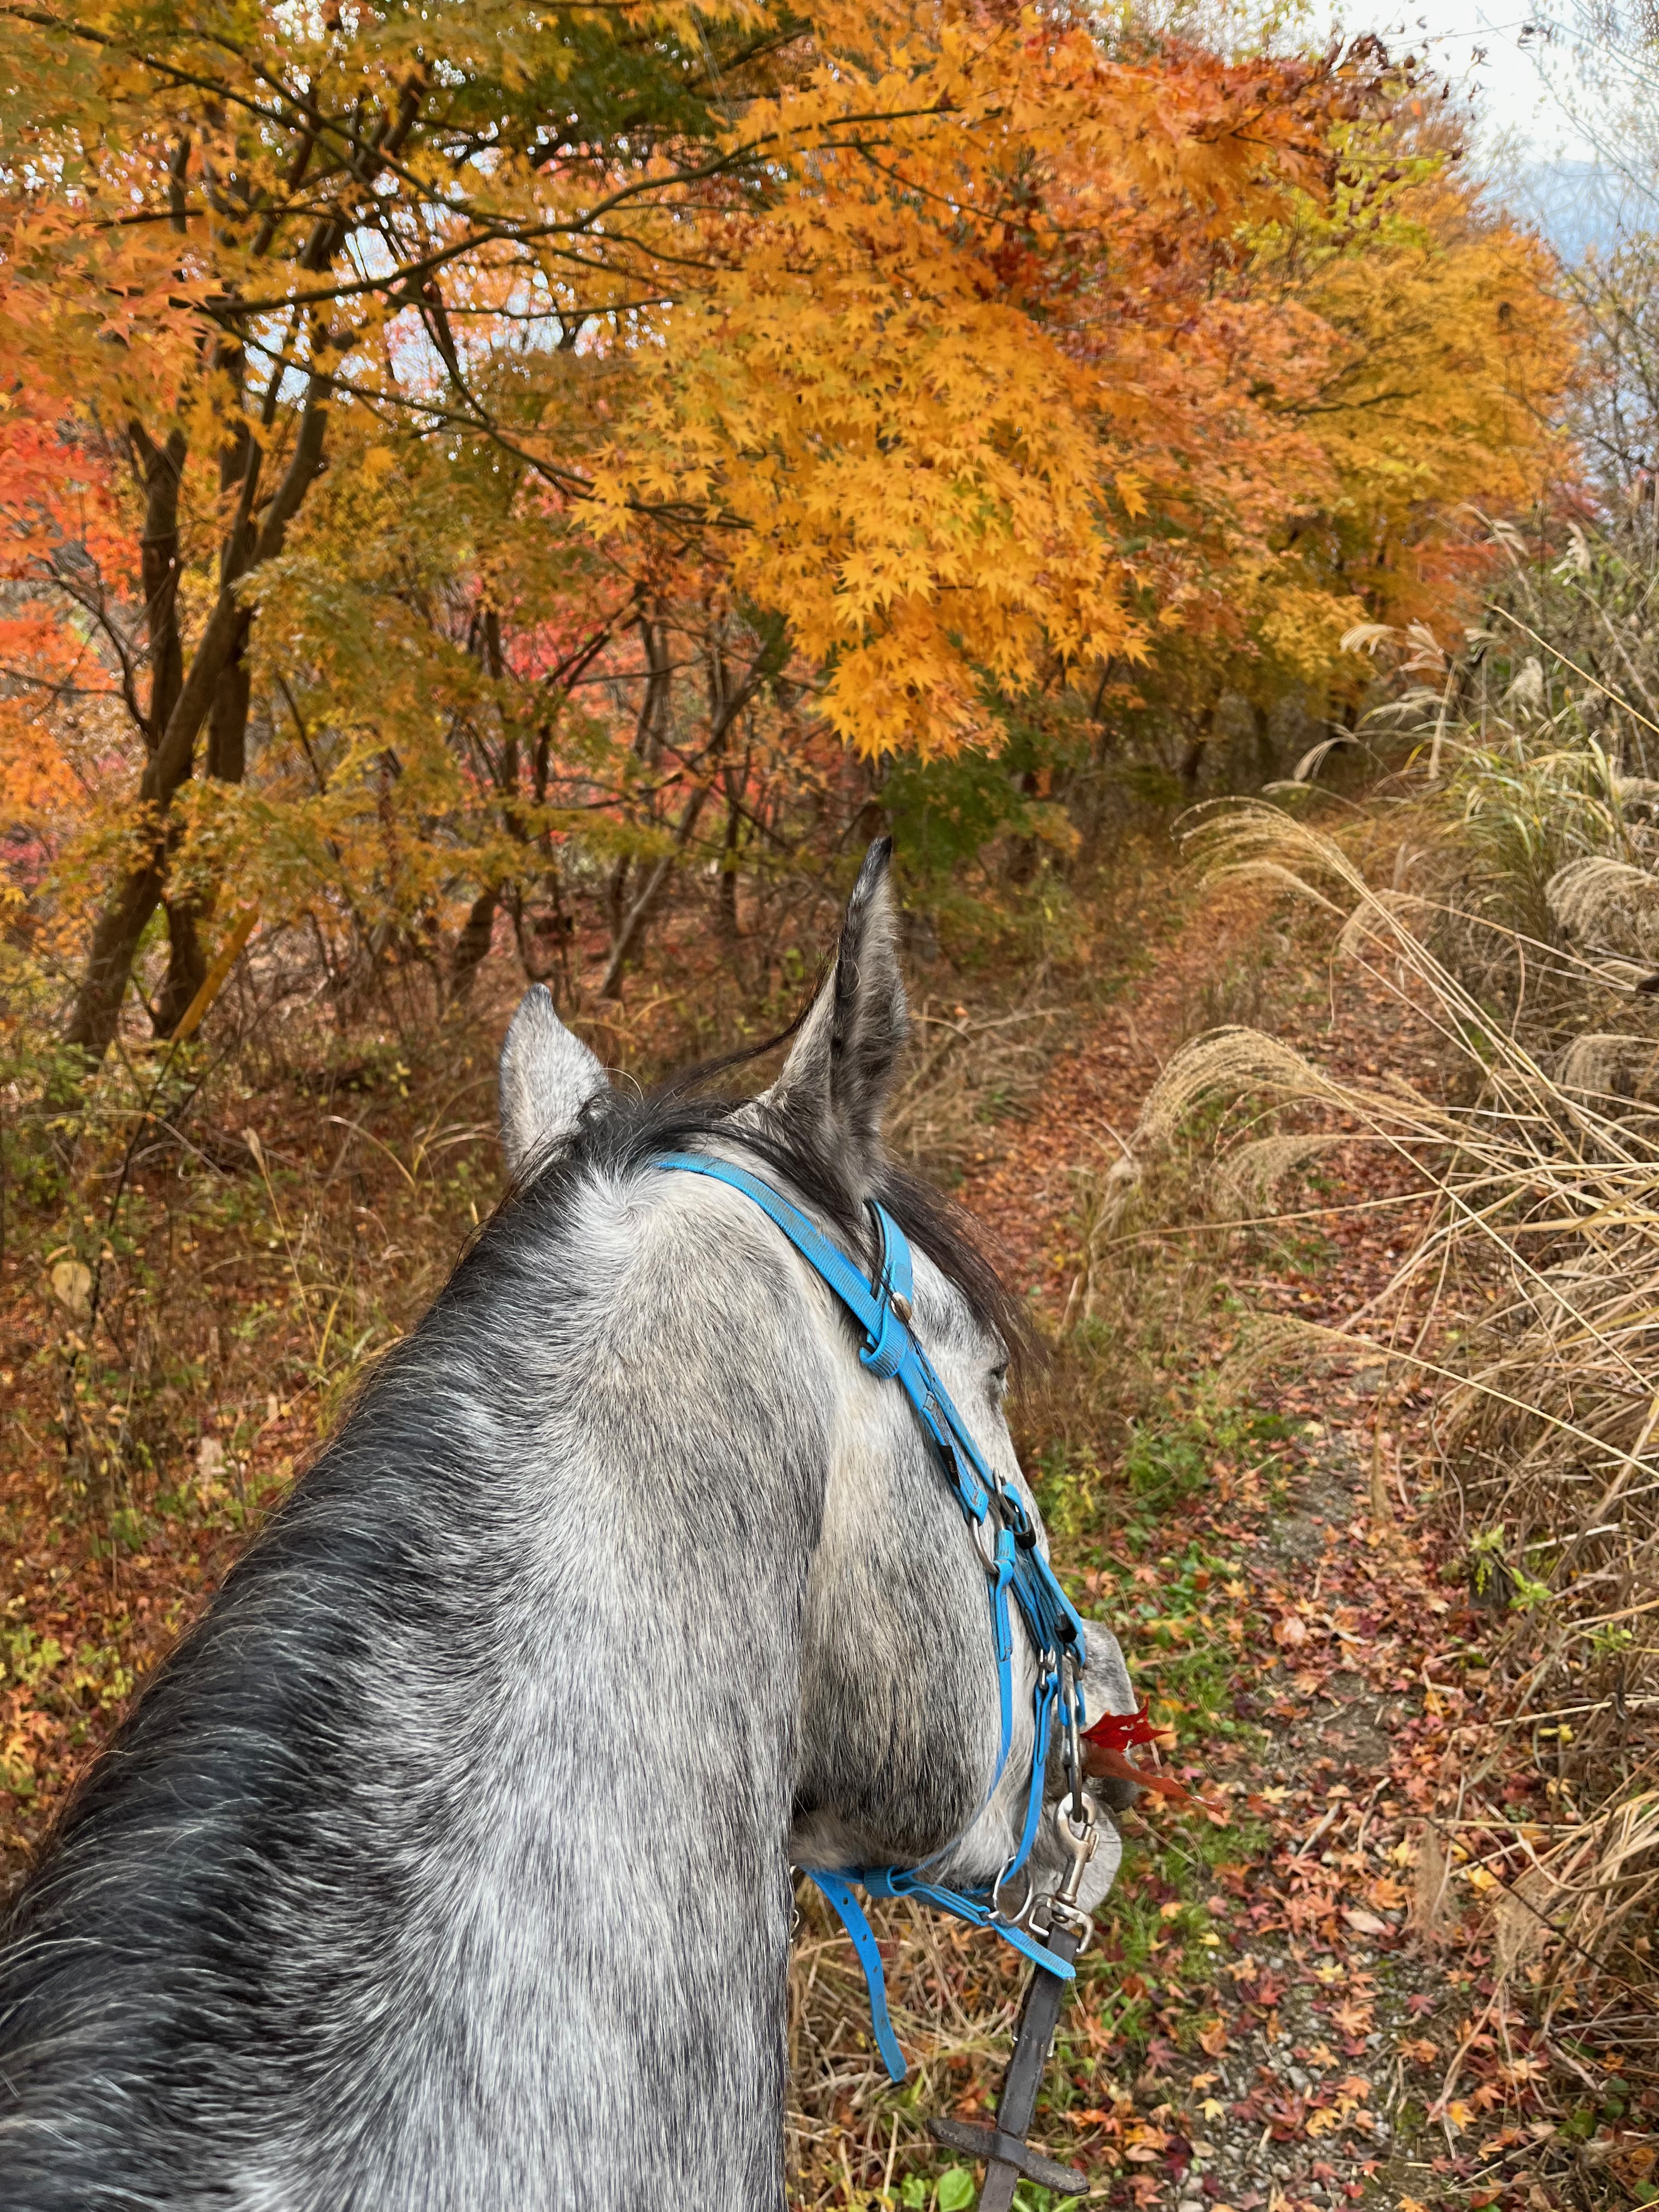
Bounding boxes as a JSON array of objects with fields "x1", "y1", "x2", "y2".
[
  {"x1": 658, "y1": 1153, "x2": 997, "y2": 1524},
  {"x1": 862, "y1": 1867, "x2": 1078, "y2": 1980},
  {"x1": 1009, "y1": 1671, "x2": 1059, "y2": 1882},
  {"x1": 860, "y1": 1202, "x2": 912, "y2": 1381},
  {"x1": 806, "y1": 1871, "x2": 910, "y2": 2083},
  {"x1": 657, "y1": 1150, "x2": 889, "y2": 1346},
  {"x1": 872, "y1": 1202, "x2": 913, "y2": 1311},
  {"x1": 991, "y1": 1529, "x2": 1015, "y2": 1767},
  {"x1": 655, "y1": 1150, "x2": 1090, "y2": 2081},
  {"x1": 817, "y1": 1851, "x2": 1077, "y2": 2087},
  {"x1": 807, "y1": 1857, "x2": 1076, "y2": 2090}
]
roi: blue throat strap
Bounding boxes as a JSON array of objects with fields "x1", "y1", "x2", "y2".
[{"x1": 655, "y1": 1150, "x2": 1090, "y2": 2081}]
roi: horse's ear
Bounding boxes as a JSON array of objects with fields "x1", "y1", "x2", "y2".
[
  {"x1": 764, "y1": 839, "x2": 907, "y2": 1183},
  {"x1": 499, "y1": 986, "x2": 609, "y2": 1176}
]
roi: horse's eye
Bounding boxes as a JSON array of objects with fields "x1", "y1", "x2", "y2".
[{"x1": 990, "y1": 1361, "x2": 1010, "y2": 1396}]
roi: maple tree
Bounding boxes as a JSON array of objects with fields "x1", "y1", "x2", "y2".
[
  {"x1": 219, "y1": 7, "x2": 1406, "y2": 1002},
  {"x1": 589, "y1": 5, "x2": 1374, "y2": 753},
  {"x1": 0, "y1": 0, "x2": 1574, "y2": 1068},
  {"x1": 0, "y1": 0, "x2": 795, "y2": 1063},
  {"x1": 1264, "y1": 134, "x2": 1572, "y2": 628},
  {"x1": 1066, "y1": 109, "x2": 1576, "y2": 786}
]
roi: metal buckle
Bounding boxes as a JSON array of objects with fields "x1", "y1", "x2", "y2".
[
  {"x1": 973, "y1": 1501, "x2": 1003, "y2": 1576},
  {"x1": 997, "y1": 1483, "x2": 1038, "y2": 1550},
  {"x1": 1043, "y1": 1895, "x2": 1093, "y2": 1949},
  {"x1": 991, "y1": 1858, "x2": 1037, "y2": 1932}
]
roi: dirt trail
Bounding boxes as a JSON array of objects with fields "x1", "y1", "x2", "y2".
[{"x1": 942, "y1": 890, "x2": 1587, "y2": 2212}]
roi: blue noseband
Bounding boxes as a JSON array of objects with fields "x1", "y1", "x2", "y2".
[{"x1": 656, "y1": 1152, "x2": 1090, "y2": 2081}]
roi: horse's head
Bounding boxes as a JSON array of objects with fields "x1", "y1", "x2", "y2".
[{"x1": 499, "y1": 843, "x2": 1134, "y2": 1920}]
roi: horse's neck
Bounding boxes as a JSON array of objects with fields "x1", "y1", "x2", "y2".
[
  {"x1": 3, "y1": 1205, "x2": 835, "y2": 2212},
  {"x1": 357, "y1": 1454, "x2": 813, "y2": 2210}
]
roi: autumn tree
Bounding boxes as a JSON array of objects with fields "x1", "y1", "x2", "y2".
[
  {"x1": 0, "y1": 0, "x2": 799, "y2": 1067},
  {"x1": 591, "y1": 3, "x2": 1392, "y2": 754},
  {"x1": 4, "y1": 0, "x2": 1568, "y2": 1057},
  {"x1": 1102, "y1": 104, "x2": 1576, "y2": 782}
]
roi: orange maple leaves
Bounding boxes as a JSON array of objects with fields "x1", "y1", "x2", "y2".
[
  {"x1": 590, "y1": 5, "x2": 1421, "y2": 755},
  {"x1": 0, "y1": 0, "x2": 1581, "y2": 1048}
]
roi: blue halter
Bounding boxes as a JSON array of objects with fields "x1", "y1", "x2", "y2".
[{"x1": 656, "y1": 1152, "x2": 1090, "y2": 2081}]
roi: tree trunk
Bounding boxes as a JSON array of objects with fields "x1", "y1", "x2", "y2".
[
  {"x1": 133, "y1": 424, "x2": 188, "y2": 753},
  {"x1": 69, "y1": 861, "x2": 172, "y2": 1071},
  {"x1": 1005, "y1": 769, "x2": 1043, "y2": 886},
  {"x1": 64, "y1": 390, "x2": 329, "y2": 1071},
  {"x1": 716, "y1": 787, "x2": 742, "y2": 945},
  {"x1": 599, "y1": 786, "x2": 712, "y2": 999},
  {"x1": 157, "y1": 379, "x2": 256, "y2": 1037},
  {"x1": 155, "y1": 888, "x2": 208, "y2": 1036},
  {"x1": 66, "y1": 589, "x2": 239, "y2": 1062},
  {"x1": 207, "y1": 629, "x2": 252, "y2": 783},
  {"x1": 1178, "y1": 697, "x2": 1219, "y2": 793},
  {"x1": 154, "y1": 632, "x2": 250, "y2": 1035},
  {"x1": 599, "y1": 630, "x2": 769, "y2": 1000},
  {"x1": 62, "y1": 65, "x2": 428, "y2": 1078},
  {"x1": 130, "y1": 421, "x2": 210, "y2": 1034},
  {"x1": 1250, "y1": 699, "x2": 1275, "y2": 787},
  {"x1": 450, "y1": 607, "x2": 512, "y2": 1003},
  {"x1": 452, "y1": 888, "x2": 499, "y2": 1000}
]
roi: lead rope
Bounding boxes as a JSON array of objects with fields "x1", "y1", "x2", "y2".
[
  {"x1": 928, "y1": 1788, "x2": 1102, "y2": 2211},
  {"x1": 654, "y1": 1153, "x2": 1093, "y2": 2084}
]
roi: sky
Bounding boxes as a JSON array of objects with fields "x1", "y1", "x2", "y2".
[
  {"x1": 1307, "y1": 1, "x2": 1649, "y2": 253},
  {"x1": 1318, "y1": 2, "x2": 1595, "y2": 155}
]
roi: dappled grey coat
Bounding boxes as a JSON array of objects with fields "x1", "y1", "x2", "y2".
[{"x1": 0, "y1": 843, "x2": 1135, "y2": 2210}]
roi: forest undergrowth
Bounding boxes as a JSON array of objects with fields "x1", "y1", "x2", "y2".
[{"x1": 3, "y1": 820, "x2": 1655, "y2": 2212}]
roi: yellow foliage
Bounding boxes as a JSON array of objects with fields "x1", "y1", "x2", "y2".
[{"x1": 591, "y1": 1, "x2": 1380, "y2": 754}]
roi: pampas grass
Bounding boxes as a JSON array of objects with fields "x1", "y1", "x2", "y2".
[{"x1": 1115, "y1": 797, "x2": 1659, "y2": 2032}]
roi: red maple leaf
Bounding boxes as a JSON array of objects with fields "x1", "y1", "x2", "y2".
[{"x1": 1081, "y1": 1700, "x2": 1227, "y2": 1815}]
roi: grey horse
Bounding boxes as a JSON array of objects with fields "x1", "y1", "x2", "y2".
[{"x1": 0, "y1": 842, "x2": 1133, "y2": 2209}]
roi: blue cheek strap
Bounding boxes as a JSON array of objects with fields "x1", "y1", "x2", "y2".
[{"x1": 655, "y1": 1152, "x2": 1089, "y2": 2083}]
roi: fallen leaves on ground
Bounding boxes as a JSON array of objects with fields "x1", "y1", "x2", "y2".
[{"x1": 942, "y1": 889, "x2": 1655, "y2": 2212}]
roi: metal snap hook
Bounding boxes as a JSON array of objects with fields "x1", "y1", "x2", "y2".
[
  {"x1": 1043, "y1": 1789, "x2": 1100, "y2": 1950},
  {"x1": 1053, "y1": 1791, "x2": 1099, "y2": 1876}
]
